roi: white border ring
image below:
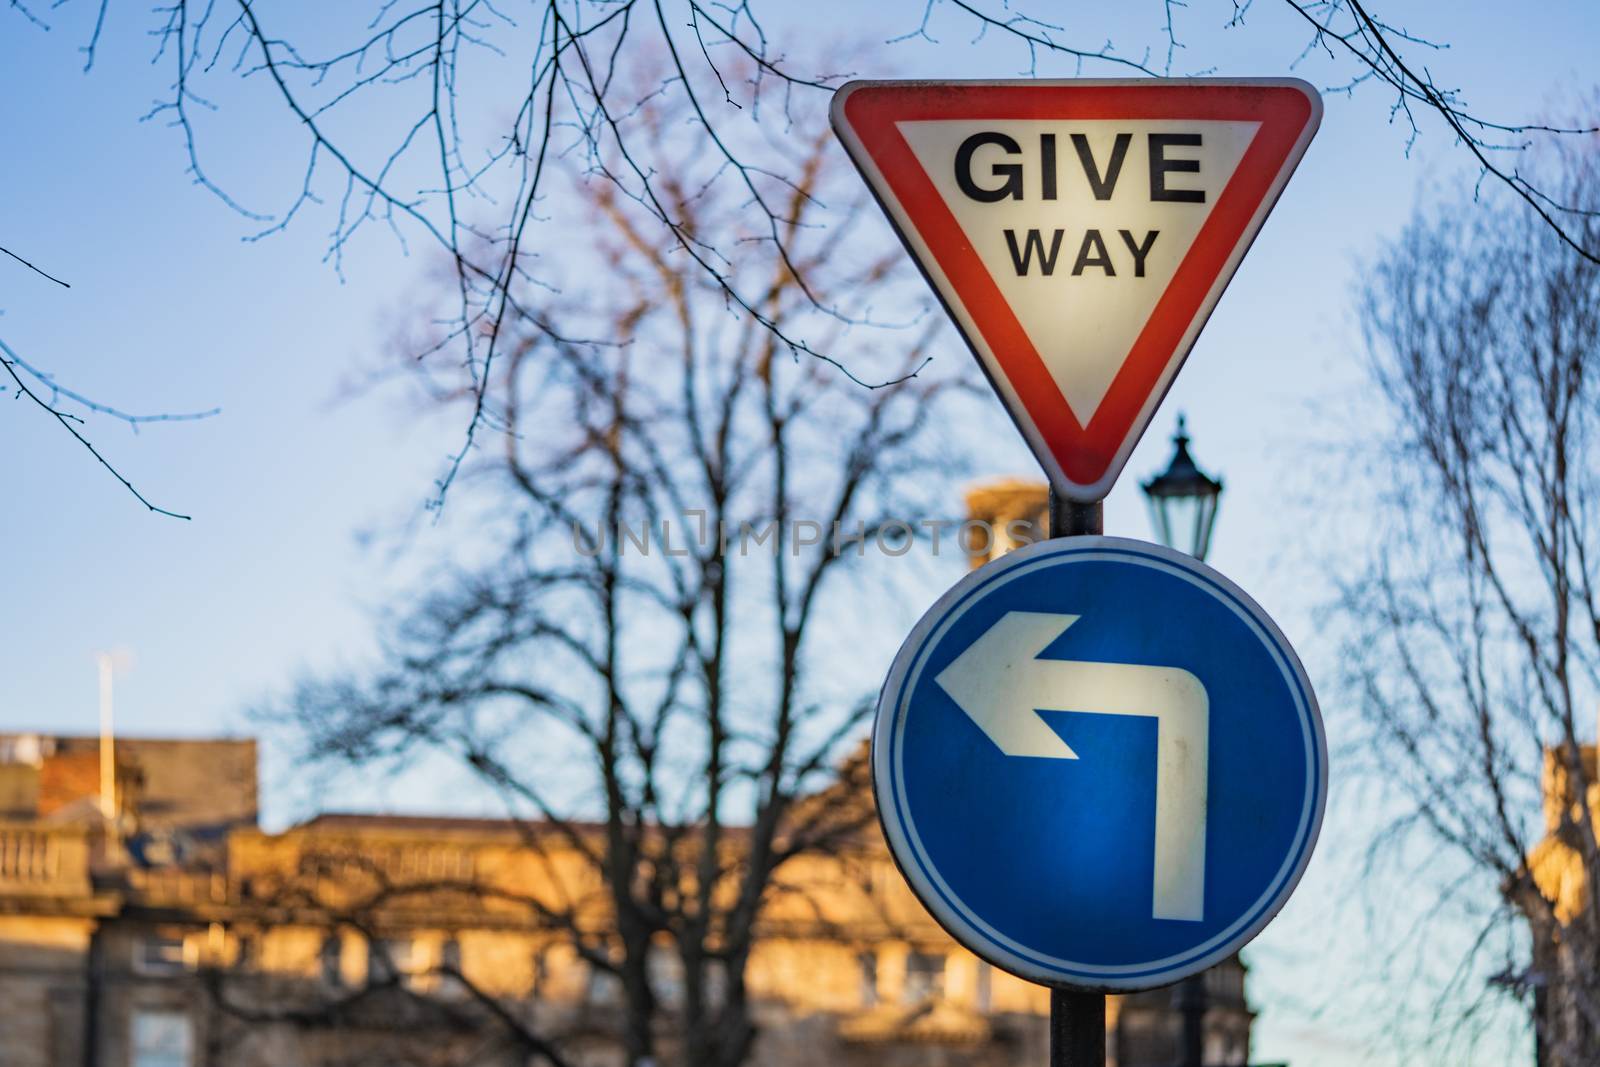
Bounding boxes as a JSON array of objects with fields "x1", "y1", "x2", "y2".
[{"x1": 872, "y1": 535, "x2": 1327, "y2": 991}]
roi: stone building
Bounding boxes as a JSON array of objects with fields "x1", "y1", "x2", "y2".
[
  {"x1": 1523, "y1": 742, "x2": 1600, "y2": 1066},
  {"x1": 0, "y1": 727, "x2": 1257, "y2": 1067}
]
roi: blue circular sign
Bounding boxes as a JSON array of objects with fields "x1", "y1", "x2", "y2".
[{"x1": 874, "y1": 536, "x2": 1325, "y2": 990}]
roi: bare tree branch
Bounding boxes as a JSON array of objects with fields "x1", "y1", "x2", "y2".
[
  {"x1": 15, "y1": 1, "x2": 1593, "y2": 510},
  {"x1": 1341, "y1": 140, "x2": 1600, "y2": 1063},
  {"x1": 0, "y1": 337, "x2": 207, "y2": 519},
  {"x1": 255, "y1": 91, "x2": 966, "y2": 1066}
]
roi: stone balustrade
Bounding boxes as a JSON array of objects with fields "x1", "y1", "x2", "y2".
[{"x1": 0, "y1": 821, "x2": 91, "y2": 896}]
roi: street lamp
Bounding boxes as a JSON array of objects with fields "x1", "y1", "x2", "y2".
[
  {"x1": 1141, "y1": 414, "x2": 1223, "y2": 562},
  {"x1": 1141, "y1": 415, "x2": 1223, "y2": 1067}
]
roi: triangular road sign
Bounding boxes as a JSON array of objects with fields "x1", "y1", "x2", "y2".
[{"x1": 832, "y1": 79, "x2": 1321, "y2": 501}]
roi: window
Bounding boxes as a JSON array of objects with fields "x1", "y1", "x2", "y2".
[
  {"x1": 135, "y1": 935, "x2": 191, "y2": 976},
  {"x1": 369, "y1": 938, "x2": 416, "y2": 986},
  {"x1": 1205, "y1": 962, "x2": 1242, "y2": 1001},
  {"x1": 440, "y1": 937, "x2": 462, "y2": 976},
  {"x1": 131, "y1": 1011, "x2": 192, "y2": 1067},
  {"x1": 647, "y1": 945, "x2": 683, "y2": 1008},
  {"x1": 436, "y1": 937, "x2": 467, "y2": 999},
  {"x1": 529, "y1": 944, "x2": 551, "y2": 999},
  {"x1": 702, "y1": 958, "x2": 727, "y2": 1010},
  {"x1": 1205, "y1": 1031, "x2": 1244, "y2": 1067},
  {"x1": 233, "y1": 933, "x2": 259, "y2": 971},
  {"x1": 585, "y1": 965, "x2": 623, "y2": 1008},
  {"x1": 320, "y1": 934, "x2": 343, "y2": 987},
  {"x1": 858, "y1": 952, "x2": 879, "y2": 1008},
  {"x1": 902, "y1": 951, "x2": 946, "y2": 1005}
]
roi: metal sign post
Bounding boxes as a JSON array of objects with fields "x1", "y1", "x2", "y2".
[
  {"x1": 837, "y1": 78, "x2": 1330, "y2": 1067},
  {"x1": 1051, "y1": 987, "x2": 1106, "y2": 1067},
  {"x1": 872, "y1": 511, "x2": 1325, "y2": 1064},
  {"x1": 1049, "y1": 490, "x2": 1105, "y2": 1067}
]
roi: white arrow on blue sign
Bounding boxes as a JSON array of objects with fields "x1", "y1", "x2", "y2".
[{"x1": 874, "y1": 536, "x2": 1326, "y2": 990}]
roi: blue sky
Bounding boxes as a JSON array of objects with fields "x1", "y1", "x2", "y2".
[{"x1": 3, "y1": 2, "x2": 1596, "y2": 1063}]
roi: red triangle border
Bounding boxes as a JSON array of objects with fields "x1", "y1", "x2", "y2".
[{"x1": 833, "y1": 80, "x2": 1320, "y2": 499}]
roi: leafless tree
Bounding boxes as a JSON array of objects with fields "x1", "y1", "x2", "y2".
[
  {"x1": 1340, "y1": 133, "x2": 1600, "y2": 1065},
  {"x1": 261, "y1": 88, "x2": 964, "y2": 1067},
  {"x1": 7, "y1": 2, "x2": 1596, "y2": 511}
]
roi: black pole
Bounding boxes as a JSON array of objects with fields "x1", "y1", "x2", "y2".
[
  {"x1": 1051, "y1": 988, "x2": 1106, "y2": 1067},
  {"x1": 1046, "y1": 489, "x2": 1106, "y2": 1067},
  {"x1": 83, "y1": 921, "x2": 102, "y2": 1067},
  {"x1": 1048, "y1": 493, "x2": 1102, "y2": 540},
  {"x1": 1178, "y1": 973, "x2": 1206, "y2": 1067}
]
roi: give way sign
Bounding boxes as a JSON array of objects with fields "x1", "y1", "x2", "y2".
[{"x1": 831, "y1": 79, "x2": 1321, "y2": 501}]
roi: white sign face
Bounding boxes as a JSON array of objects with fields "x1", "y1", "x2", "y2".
[
  {"x1": 899, "y1": 119, "x2": 1258, "y2": 425},
  {"x1": 833, "y1": 81, "x2": 1321, "y2": 500}
]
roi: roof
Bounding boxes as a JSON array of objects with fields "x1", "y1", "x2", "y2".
[
  {"x1": 296, "y1": 813, "x2": 536, "y2": 834},
  {"x1": 286, "y1": 813, "x2": 773, "y2": 845},
  {"x1": 0, "y1": 734, "x2": 258, "y2": 837}
]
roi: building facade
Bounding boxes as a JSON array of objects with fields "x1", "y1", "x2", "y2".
[
  {"x1": 1523, "y1": 743, "x2": 1600, "y2": 1066},
  {"x1": 0, "y1": 729, "x2": 1257, "y2": 1067}
]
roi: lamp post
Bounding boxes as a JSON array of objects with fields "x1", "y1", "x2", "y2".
[
  {"x1": 1140, "y1": 414, "x2": 1223, "y2": 563},
  {"x1": 1141, "y1": 415, "x2": 1223, "y2": 1067},
  {"x1": 1045, "y1": 417, "x2": 1226, "y2": 1067}
]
